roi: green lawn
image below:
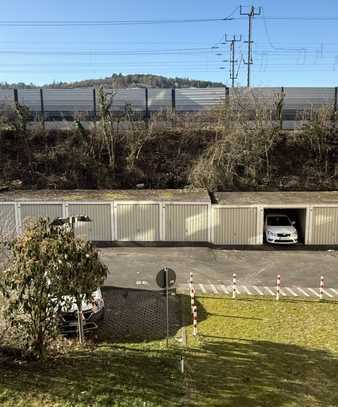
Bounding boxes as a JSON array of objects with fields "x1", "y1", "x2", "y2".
[
  {"x1": 0, "y1": 342, "x2": 184, "y2": 407},
  {"x1": 0, "y1": 296, "x2": 338, "y2": 406},
  {"x1": 184, "y1": 296, "x2": 338, "y2": 407}
]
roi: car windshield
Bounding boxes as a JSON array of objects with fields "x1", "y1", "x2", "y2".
[{"x1": 267, "y1": 216, "x2": 291, "y2": 226}]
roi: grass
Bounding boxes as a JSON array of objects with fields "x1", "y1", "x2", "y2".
[
  {"x1": 184, "y1": 296, "x2": 338, "y2": 407},
  {"x1": 0, "y1": 341, "x2": 184, "y2": 407},
  {"x1": 0, "y1": 296, "x2": 337, "y2": 406}
]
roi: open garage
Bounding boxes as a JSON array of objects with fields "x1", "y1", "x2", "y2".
[
  {"x1": 263, "y1": 208, "x2": 307, "y2": 244},
  {"x1": 0, "y1": 190, "x2": 338, "y2": 246},
  {"x1": 213, "y1": 192, "x2": 338, "y2": 246}
]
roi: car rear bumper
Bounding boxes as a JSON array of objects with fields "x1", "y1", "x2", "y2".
[{"x1": 58, "y1": 307, "x2": 104, "y2": 335}]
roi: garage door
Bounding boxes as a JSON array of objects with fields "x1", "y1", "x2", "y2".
[
  {"x1": 68, "y1": 203, "x2": 112, "y2": 241},
  {"x1": 213, "y1": 207, "x2": 259, "y2": 244},
  {"x1": 165, "y1": 203, "x2": 209, "y2": 242},
  {"x1": 311, "y1": 207, "x2": 338, "y2": 244},
  {"x1": 115, "y1": 203, "x2": 160, "y2": 241}
]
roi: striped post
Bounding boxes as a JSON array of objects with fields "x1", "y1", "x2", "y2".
[
  {"x1": 276, "y1": 274, "x2": 281, "y2": 301},
  {"x1": 192, "y1": 305, "x2": 197, "y2": 336},
  {"x1": 320, "y1": 275, "x2": 324, "y2": 300},
  {"x1": 232, "y1": 273, "x2": 237, "y2": 299},
  {"x1": 189, "y1": 272, "x2": 193, "y2": 289},
  {"x1": 190, "y1": 286, "x2": 195, "y2": 311}
]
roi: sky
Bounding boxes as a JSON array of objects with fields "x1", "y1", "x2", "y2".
[{"x1": 0, "y1": 0, "x2": 337, "y2": 87}]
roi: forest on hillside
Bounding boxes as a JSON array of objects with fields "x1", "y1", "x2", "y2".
[{"x1": 0, "y1": 73, "x2": 224, "y2": 89}]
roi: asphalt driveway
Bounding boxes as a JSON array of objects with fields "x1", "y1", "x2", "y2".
[{"x1": 100, "y1": 247, "x2": 338, "y2": 292}]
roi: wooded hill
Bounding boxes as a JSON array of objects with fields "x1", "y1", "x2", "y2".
[{"x1": 0, "y1": 74, "x2": 224, "y2": 89}]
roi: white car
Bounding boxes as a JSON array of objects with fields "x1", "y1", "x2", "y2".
[
  {"x1": 58, "y1": 288, "x2": 105, "y2": 335},
  {"x1": 265, "y1": 214, "x2": 298, "y2": 244}
]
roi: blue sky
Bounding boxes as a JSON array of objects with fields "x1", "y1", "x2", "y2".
[{"x1": 0, "y1": 0, "x2": 337, "y2": 86}]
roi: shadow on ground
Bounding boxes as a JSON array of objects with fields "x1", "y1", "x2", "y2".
[
  {"x1": 98, "y1": 287, "x2": 207, "y2": 342},
  {"x1": 184, "y1": 338, "x2": 338, "y2": 407},
  {"x1": 0, "y1": 343, "x2": 184, "y2": 406}
]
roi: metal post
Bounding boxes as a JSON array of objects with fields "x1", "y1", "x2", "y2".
[
  {"x1": 333, "y1": 87, "x2": 337, "y2": 128},
  {"x1": 232, "y1": 273, "x2": 237, "y2": 299},
  {"x1": 225, "y1": 34, "x2": 242, "y2": 88},
  {"x1": 180, "y1": 355, "x2": 184, "y2": 373},
  {"x1": 320, "y1": 276, "x2": 324, "y2": 300},
  {"x1": 165, "y1": 267, "x2": 169, "y2": 348},
  {"x1": 145, "y1": 87, "x2": 149, "y2": 121},
  {"x1": 172, "y1": 88, "x2": 176, "y2": 113},
  {"x1": 93, "y1": 88, "x2": 97, "y2": 123},
  {"x1": 240, "y1": 6, "x2": 261, "y2": 88},
  {"x1": 40, "y1": 88, "x2": 45, "y2": 127},
  {"x1": 13, "y1": 88, "x2": 18, "y2": 106},
  {"x1": 280, "y1": 86, "x2": 285, "y2": 130},
  {"x1": 276, "y1": 274, "x2": 281, "y2": 301}
]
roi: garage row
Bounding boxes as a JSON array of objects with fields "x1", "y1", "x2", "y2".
[{"x1": 0, "y1": 190, "x2": 338, "y2": 246}]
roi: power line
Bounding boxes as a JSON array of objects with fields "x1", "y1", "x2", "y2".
[
  {"x1": 0, "y1": 47, "x2": 219, "y2": 56},
  {"x1": 257, "y1": 16, "x2": 338, "y2": 21}
]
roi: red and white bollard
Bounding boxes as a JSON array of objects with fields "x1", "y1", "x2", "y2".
[
  {"x1": 189, "y1": 272, "x2": 193, "y2": 289},
  {"x1": 190, "y1": 286, "x2": 195, "y2": 311},
  {"x1": 276, "y1": 274, "x2": 281, "y2": 301},
  {"x1": 232, "y1": 273, "x2": 237, "y2": 299},
  {"x1": 192, "y1": 305, "x2": 197, "y2": 336},
  {"x1": 320, "y1": 275, "x2": 324, "y2": 300}
]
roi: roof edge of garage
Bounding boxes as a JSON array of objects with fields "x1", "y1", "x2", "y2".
[
  {"x1": 214, "y1": 191, "x2": 338, "y2": 206},
  {"x1": 0, "y1": 188, "x2": 211, "y2": 203}
]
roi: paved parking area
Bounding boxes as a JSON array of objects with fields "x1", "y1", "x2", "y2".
[{"x1": 100, "y1": 247, "x2": 338, "y2": 297}]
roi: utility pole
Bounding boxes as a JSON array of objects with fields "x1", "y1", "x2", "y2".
[
  {"x1": 225, "y1": 34, "x2": 242, "y2": 87},
  {"x1": 240, "y1": 5, "x2": 261, "y2": 87}
]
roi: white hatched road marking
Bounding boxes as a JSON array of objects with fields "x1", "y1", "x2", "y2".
[
  {"x1": 253, "y1": 286, "x2": 264, "y2": 295},
  {"x1": 178, "y1": 284, "x2": 338, "y2": 299},
  {"x1": 297, "y1": 287, "x2": 310, "y2": 297},
  {"x1": 264, "y1": 286, "x2": 275, "y2": 296},
  {"x1": 321, "y1": 288, "x2": 333, "y2": 298},
  {"x1": 199, "y1": 283, "x2": 207, "y2": 294},
  {"x1": 279, "y1": 288, "x2": 287, "y2": 296},
  {"x1": 307, "y1": 288, "x2": 320, "y2": 298},
  {"x1": 209, "y1": 282, "x2": 218, "y2": 294},
  {"x1": 242, "y1": 286, "x2": 251, "y2": 295},
  {"x1": 285, "y1": 287, "x2": 298, "y2": 297}
]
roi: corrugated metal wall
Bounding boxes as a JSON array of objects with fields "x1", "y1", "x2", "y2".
[
  {"x1": 310, "y1": 207, "x2": 338, "y2": 244},
  {"x1": 176, "y1": 88, "x2": 226, "y2": 111},
  {"x1": 165, "y1": 204, "x2": 209, "y2": 241},
  {"x1": 148, "y1": 89, "x2": 172, "y2": 111},
  {"x1": 0, "y1": 204, "x2": 16, "y2": 238},
  {"x1": 109, "y1": 89, "x2": 146, "y2": 112},
  {"x1": 0, "y1": 87, "x2": 336, "y2": 119},
  {"x1": 20, "y1": 203, "x2": 63, "y2": 228},
  {"x1": 68, "y1": 204, "x2": 112, "y2": 241},
  {"x1": 116, "y1": 203, "x2": 160, "y2": 241},
  {"x1": 213, "y1": 207, "x2": 258, "y2": 245},
  {"x1": 43, "y1": 88, "x2": 94, "y2": 112}
]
